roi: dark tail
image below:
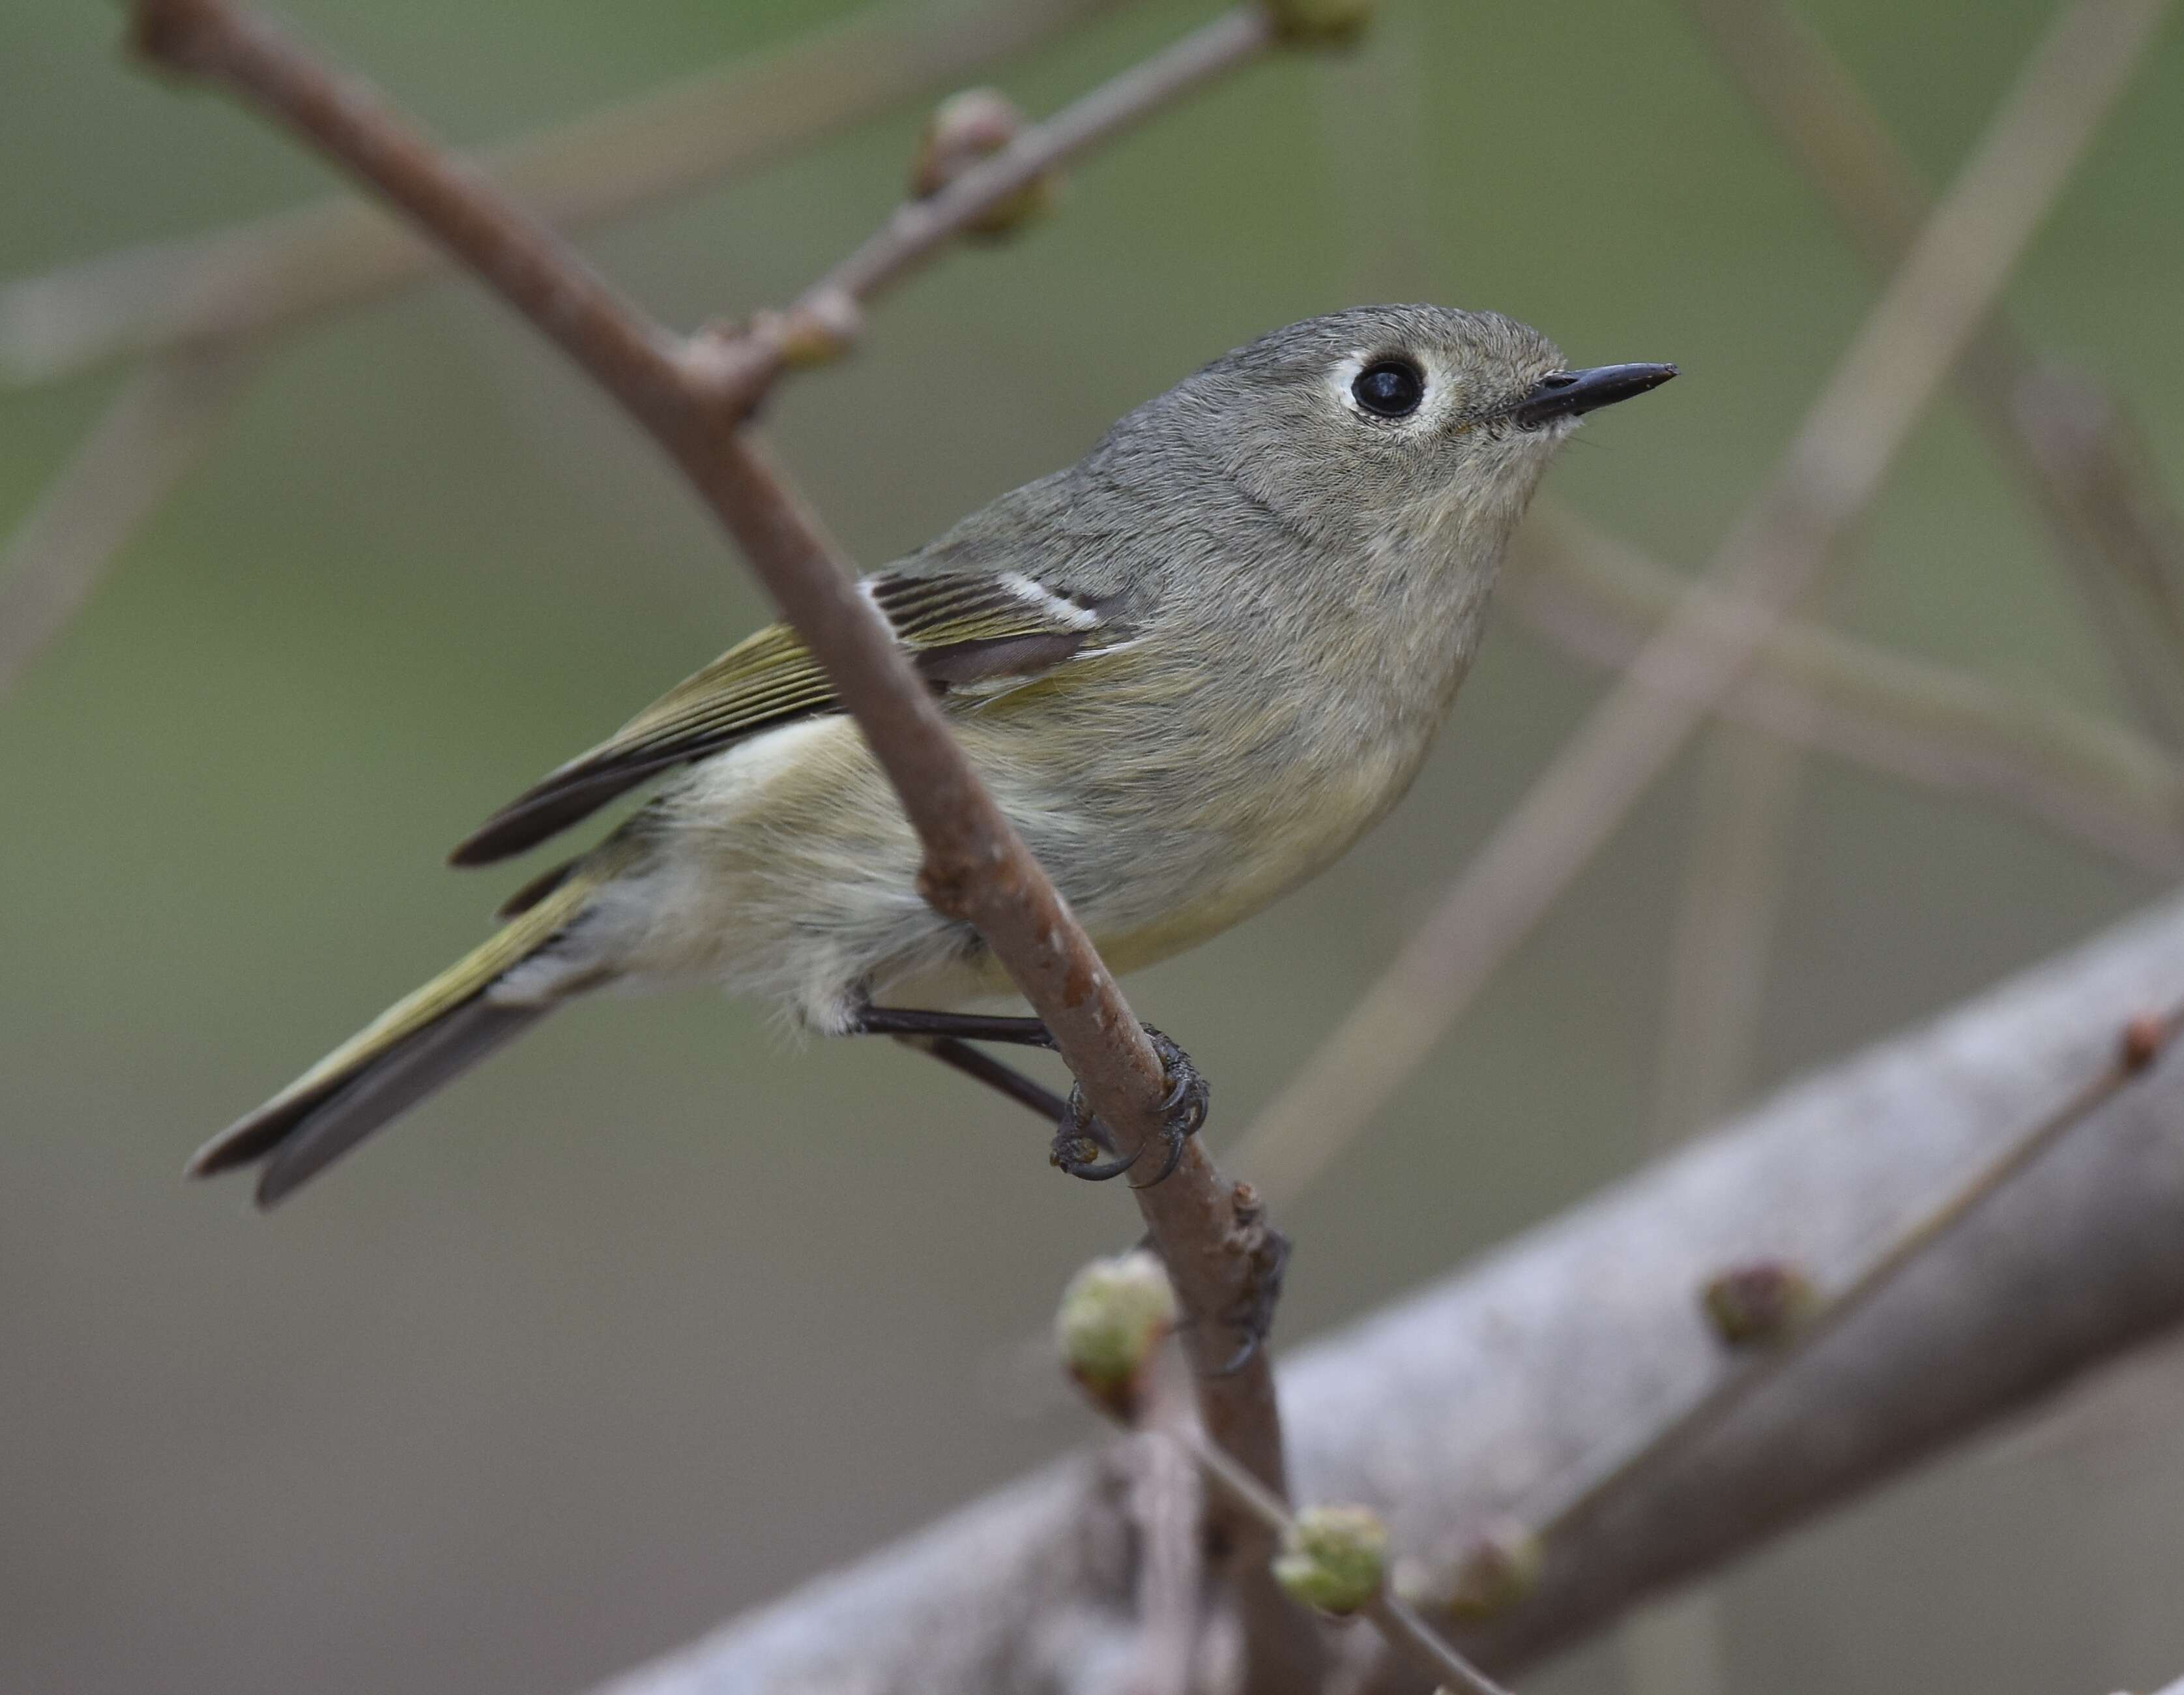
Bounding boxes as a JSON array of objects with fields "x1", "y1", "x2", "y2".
[
  {"x1": 190, "y1": 848, "x2": 626, "y2": 1207},
  {"x1": 191, "y1": 999, "x2": 547, "y2": 1206}
]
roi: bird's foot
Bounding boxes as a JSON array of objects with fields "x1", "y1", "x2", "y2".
[
  {"x1": 1209, "y1": 1217, "x2": 1290, "y2": 1374},
  {"x1": 1128, "y1": 1187, "x2": 1289, "y2": 1374},
  {"x1": 1049, "y1": 1026, "x2": 1209, "y2": 1186}
]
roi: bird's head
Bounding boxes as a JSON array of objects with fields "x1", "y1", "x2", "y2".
[{"x1": 1135, "y1": 304, "x2": 1676, "y2": 566}]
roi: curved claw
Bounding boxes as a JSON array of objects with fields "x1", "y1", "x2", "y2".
[
  {"x1": 1051, "y1": 1078, "x2": 1144, "y2": 1180},
  {"x1": 1210, "y1": 1226, "x2": 1291, "y2": 1374},
  {"x1": 1050, "y1": 1025, "x2": 1210, "y2": 1186},
  {"x1": 1127, "y1": 1124, "x2": 1191, "y2": 1190},
  {"x1": 1126, "y1": 1026, "x2": 1209, "y2": 1189},
  {"x1": 1212, "y1": 1333, "x2": 1260, "y2": 1377},
  {"x1": 1160, "y1": 1065, "x2": 1208, "y2": 1134},
  {"x1": 1051, "y1": 1128, "x2": 1146, "y2": 1182}
]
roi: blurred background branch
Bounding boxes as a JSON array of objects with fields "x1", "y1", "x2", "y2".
[
  {"x1": 1507, "y1": 509, "x2": 2184, "y2": 871},
  {"x1": 0, "y1": 0, "x2": 1144, "y2": 703},
  {"x1": 1225, "y1": 0, "x2": 2170, "y2": 1211},
  {"x1": 1643, "y1": 720, "x2": 1807, "y2": 1142},
  {"x1": 0, "y1": 347, "x2": 254, "y2": 697},
  {"x1": 0, "y1": 0, "x2": 1137, "y2": 385},
  {"x1": 1674, "y1": 0, "x2": 2184, "y2": 746},
  {"x1": 1122, "y1": 1346, "x2": 1206, "y2": 1695}
]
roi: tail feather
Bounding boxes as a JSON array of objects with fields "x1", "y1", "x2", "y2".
[
  {"x1": 190, "y1": 844, "x2": 631, "y2": 1206},
  {"x1": 250, "y1": 1001, "x2": 545, "y2": 1205}
]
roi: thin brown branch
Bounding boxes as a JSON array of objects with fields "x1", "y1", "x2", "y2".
[
  {"x1": 1224, "y1": 0, "x2": 2170, "y2": 1211},
  {"x1": 1507, "y1": 508, "x2": 2184, "y2": 873},
  {"x1": 1184, "y1": 1422, "x2": 1513, "y2": 1695},
  {"x1": 0, "y1": 347, "x2": 255, "y2": 698},
  {"x1": 1508, "y1": 1001, "x2": 2184, "y2": 1559},
  {"x1": 124, "y1": 1, "x2": 1312, "y2": 1683},
  {"x1": 1124, "y1": 1348, "x2": 1205, "y2": 1695},
  {"x1": 0, "y1": 0, "x2": 1152, "y2": 690},
  {"x1": 682, "y1": 7, "x2": 1277, "y2": 409},
  {"x1": 0, "y1": 0, "x2": 1133, "y2": 385},
  {"x1": 1676, "y1": 0, "x2": 2184, "y2": 744}
]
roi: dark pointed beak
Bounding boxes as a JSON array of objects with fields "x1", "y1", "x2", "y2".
[{"x1": 1505, "y1": 362, "x2": 1678, "y2": 428}]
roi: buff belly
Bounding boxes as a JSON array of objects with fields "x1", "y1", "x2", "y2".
[{"x1": 546, "y1": 692, "x2": 1433, "y2": 1032}]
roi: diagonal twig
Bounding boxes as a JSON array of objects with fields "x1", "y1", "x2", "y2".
[
  {"x1": 1223, "y1": 0, "x2": 2172, "y2": 1212},
  {"x1": 679, "y1": 6, "x2": 1279, "y2": 414},
  {"x1": 1184, "y1": 1416, "x2": 1513, "y2": 1695},
  {"x1": 1355, "y1": 992, "x2": 2184, "y2": 1695},
  {"x1": 1506, "y1": 1001, "x2": 2184, "y2": 1561},
  {"x1": 123, "y1": 1, "x2": 1321, "y2": 1685},
  {"x1": 0, "y1": 347, "x2": 255, "y2": 698},
  {"x1": 1507, "y1": 509, "x2": 2184, "y2": 873},
  {"x1": 0, "y1": 0, "x2": 1242, "y2": 769},
  {"x1": 0, "y1": 0, "x2": 1142, "y2": 707},
  {"x1": 1676, "y1": 0, "x2": 2184, "y2": 746},
  {"x1": 0, "y1": 0, "x2": 1135, "y2": 385}
]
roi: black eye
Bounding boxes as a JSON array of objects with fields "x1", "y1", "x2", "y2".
[{"x1": 1352, "y1": 359, "x2": 1425, "y2": 419}]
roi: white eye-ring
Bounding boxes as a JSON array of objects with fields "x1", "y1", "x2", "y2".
[{"x1": 1331, "y1": 350, "x2": 1445, "y2": 427}]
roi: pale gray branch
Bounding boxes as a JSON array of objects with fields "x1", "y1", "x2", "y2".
[{"x1": 593, "y1": 889, "x2": 2184, "y2": 1694}]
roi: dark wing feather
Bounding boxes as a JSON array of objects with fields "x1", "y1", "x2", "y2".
[{"x1": 450, "y1": 572, "x2": 1118, "y2": 866}]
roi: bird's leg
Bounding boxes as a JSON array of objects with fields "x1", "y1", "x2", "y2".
[
  {"x1": 887, "y1": 1034, "x2": 1072, "y2": 1121},
  {"x1": 851, "y1": 1005, "x2": 1208, "y2": 1187},
  {"x1": 848, "y1": 1005, "x2": 1058, "y2": 1048},
  {"x1": 851, "y1": 1004, "x2": 1124, "y2": 1164}
]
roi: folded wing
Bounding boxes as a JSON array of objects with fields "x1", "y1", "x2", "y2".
[{"x1": 448, "y1": 569, "x2": 1122, "y2": 866}]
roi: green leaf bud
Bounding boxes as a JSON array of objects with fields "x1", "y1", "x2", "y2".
[
  {"x1": 909, "y1": 88, "x2": 1056, "y2": 241},
  {"x1": 1274, "y1": 1504, "x2": 1388, "y2": 1615},
  {"x1": 1055, "y1": 1249, "x2": 1177, "y2": 1417}
]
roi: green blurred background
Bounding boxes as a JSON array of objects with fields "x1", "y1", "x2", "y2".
[{"x1": 3, "y1": 1, "x2": 2182, "y2": 1690}]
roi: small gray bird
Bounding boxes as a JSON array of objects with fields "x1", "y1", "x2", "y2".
[{"x1": 192, "y1": 304, "x2": 1674, "y2": 1204}]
